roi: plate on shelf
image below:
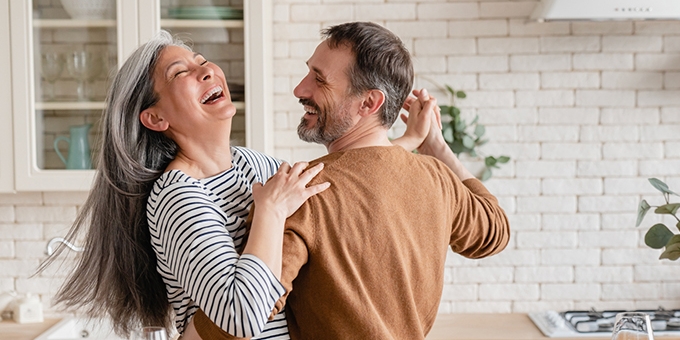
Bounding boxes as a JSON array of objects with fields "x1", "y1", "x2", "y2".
[{"x1": 168, "y1": 6, "x2": 243, "y2": 20}]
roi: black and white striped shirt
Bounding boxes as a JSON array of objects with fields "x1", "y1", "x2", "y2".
[{"x1": 147, "y1": 146, "x2": 289, "y2": 339}]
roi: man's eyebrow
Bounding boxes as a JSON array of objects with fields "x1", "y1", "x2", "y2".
[
  {"x1": 164, "y1": 52, "x2": 203, "y2": 78},
  {"x1": 309, "y1": 64, "x2": 326, "y2": 79}
]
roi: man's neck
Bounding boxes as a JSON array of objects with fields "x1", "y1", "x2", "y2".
[{"x1": 326, "y1": 121, "x2": 392, "y2": 153}]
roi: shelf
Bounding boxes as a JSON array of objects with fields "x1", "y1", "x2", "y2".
[
  {"x1": 33, "y1": 19, "x2": 116, "y2": 28},
  {"x1": 35, "y1": 101, "x2": 246, "y2": 111},
  {"x1": 161, "y1": 19, "x2": 244, "y2": 28},
  {"x1": 36, "y1": 101, "x2": 106, "y2": 110}
]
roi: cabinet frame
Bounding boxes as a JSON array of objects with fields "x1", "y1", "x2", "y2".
[
  {"x1": 0, "y1": 0, "x2": 13, "y2": 192},
  {"x1": 7, "y1": 0, "x2": 272, "y2": 191}
]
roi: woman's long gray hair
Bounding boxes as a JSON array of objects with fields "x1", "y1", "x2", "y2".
[{"x1": 39, "y1": 31, "x2": 189, "y2": 336}]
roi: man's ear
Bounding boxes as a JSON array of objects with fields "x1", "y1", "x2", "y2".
[
  {"x1": 358, "y1": 89, "x2": 385, "y2": 117},
  {"x1": 139, "y1": 108, "x2": 169, "y2": 132}
]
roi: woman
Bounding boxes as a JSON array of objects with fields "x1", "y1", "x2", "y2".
[{"x1": 42, "y1": 30, "x2": 328, "y2": 340}]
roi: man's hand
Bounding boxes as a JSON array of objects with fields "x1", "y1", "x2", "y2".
[
  {"x1": 391, "y1": 88, "x2": 440, "y2": 151},
  {"x1": 402, "y1": 89, "x2": 475, "y2": 181}
]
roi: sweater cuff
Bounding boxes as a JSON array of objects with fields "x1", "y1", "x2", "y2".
[{"x1": 240, "y1": 254, "x2": 286, "y2": 299}]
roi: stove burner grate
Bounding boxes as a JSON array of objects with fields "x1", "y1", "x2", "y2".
[{"x1": 561, "y1": 307, "x2": 680, "y2": 333}]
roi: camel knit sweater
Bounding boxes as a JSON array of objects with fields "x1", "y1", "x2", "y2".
[{"x1": 273, "y1": 145, "x2": 510, "y2": 339}]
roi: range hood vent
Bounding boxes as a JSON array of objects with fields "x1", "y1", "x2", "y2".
[{"x1": 530, "y1": 0, "x2": 680, "y2": 22}]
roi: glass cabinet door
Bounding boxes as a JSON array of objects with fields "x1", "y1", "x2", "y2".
[
  {"x1": 9, "y1": 0, "x2": 130, "y2": 191},
  {"x1": 33, "y1": 0, "x2": 117, "y2": 171},
  {"x1": 9, "y1": 0, "x2": 271, "y2": 191}
]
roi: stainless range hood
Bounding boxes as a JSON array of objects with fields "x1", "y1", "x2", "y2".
[{"x1": 530, "y1": 0, "x2": 680, "y2": 22}]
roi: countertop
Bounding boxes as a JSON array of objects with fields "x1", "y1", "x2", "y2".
[
  {"x1": 427, "y1": 313, "x2": 597, "y2": 340},
  {"x1": 0, "y1": 318, "x2": 60, "y2": 340},
  {"x1": 2, "y1": 314, "x2": 678, "y2": 340}
]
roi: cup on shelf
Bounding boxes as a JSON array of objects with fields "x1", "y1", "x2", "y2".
[
  {"x1": 65, "y1": 50, "x2": 103, "y2": 101},
  {"x1": 40, "y1": 52, "x2": 64, "y2": 101},
  {"x1": 53, "y1": 123, "x2": 92, "y2": 170},
  {"x1": 60, "y1": 0, "x2": 115, "y2": 20}
]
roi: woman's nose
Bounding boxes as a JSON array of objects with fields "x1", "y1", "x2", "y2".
[{"x1": 200, "y1": 66, "x2": 214, "y2": 81}]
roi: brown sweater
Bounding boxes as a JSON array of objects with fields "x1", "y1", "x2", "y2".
[
  {"x1": 276, "y1": 146, "x2": 509, "y2": 339},
  {"x1": 195, "y1": 145, "x2": 510, "y2": 340}
]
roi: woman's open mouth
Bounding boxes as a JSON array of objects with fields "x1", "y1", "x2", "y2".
[{"x1": 200, "y1": 86, "x2": 225, "y2": 104}]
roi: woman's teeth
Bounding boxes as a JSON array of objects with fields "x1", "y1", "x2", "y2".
[{"x1": 200, "y1": 86, "x2": 223, "y2": 104}]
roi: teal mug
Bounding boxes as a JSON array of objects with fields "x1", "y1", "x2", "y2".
[{"x1": 54, "y1": 124, "x2": 92, "y2": 170}]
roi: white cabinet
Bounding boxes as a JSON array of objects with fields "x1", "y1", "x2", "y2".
[
  {"x1": 5, "y1": 0, "x2": 272, "y2": 192},
  {"x1": 0, "y1": 0, "x2": 14, "y2": 192}
]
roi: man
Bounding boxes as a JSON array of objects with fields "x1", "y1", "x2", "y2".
[
  {"x1": 273, "y1": 21, "x2": 509, "y2": 339},
  {"x1": 196, "y1": 21, "x2": 510, "y2": 339}
]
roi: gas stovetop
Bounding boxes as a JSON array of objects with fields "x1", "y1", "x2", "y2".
[{"x1": 529, "y1": 308, "x2": 680, "y2": 338}]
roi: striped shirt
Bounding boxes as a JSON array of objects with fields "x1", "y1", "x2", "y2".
[{"x1": 147, "y1": 146, "x2": 290, "y2": 339}]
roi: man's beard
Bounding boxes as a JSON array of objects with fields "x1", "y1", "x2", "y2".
[{"x1": 297, "y1": 98, "x2": 354, "y2": 145}]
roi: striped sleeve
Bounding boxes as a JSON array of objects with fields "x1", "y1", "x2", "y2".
[{"x1": 148, "y1": 181, "x2": 285, "y2": 338}]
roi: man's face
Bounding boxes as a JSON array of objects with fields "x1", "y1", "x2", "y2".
[{"x1": 293, "y1": 41, "x2": 359, "y2": 145}]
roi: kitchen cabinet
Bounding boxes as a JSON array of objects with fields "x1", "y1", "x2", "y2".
[
  {"x1": 0, "y1": 0, "x2": 14, "y2": 192},
  {"x1": 5, "y1": 0, "x2": 272, "y2": 192}
]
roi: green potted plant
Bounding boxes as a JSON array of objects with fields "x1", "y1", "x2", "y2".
[
  {"x1": 438, "y1": 85, "x2": 510, "y2": 181},
  {"x1": 636, "y1": 178, "x2": 680, "y2": 260}
]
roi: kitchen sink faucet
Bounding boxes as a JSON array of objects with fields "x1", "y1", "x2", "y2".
[{"x1": 45, "y1": 237, "x2": 84, "y2": 256}]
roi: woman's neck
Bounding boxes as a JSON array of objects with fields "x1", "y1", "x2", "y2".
[{"x1": 166, "y1": 139, "x2": 233, "y2": 179}]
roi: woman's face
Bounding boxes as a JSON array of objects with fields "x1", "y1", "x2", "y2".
[{"x1": 143, "y1": 45, "x2": 235, "y2": 139}]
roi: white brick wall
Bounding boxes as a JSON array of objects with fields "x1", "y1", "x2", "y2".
[{"x1": 2, "y1": 0, "x2": 679, "y2": 318}]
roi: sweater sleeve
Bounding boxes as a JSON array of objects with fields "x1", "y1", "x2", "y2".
[
  {"x1": 448, "y1": 177, "x2": 510, "y2": 259},
  {"x1": 270, "y1": 199, "x2": 315, "y2": 316},
  {"x1": 148, "y1": 182, "x2": 285, "y2": 338}
]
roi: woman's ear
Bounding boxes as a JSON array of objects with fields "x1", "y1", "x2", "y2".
[
  {"x1": 140, "y1": 108, "x2": 169, "y2": 132},
  {"x1": 358, "y1": 89, "x2": 385, "y2": 117}
]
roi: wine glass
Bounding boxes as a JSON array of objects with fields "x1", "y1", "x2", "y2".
[
  {"x1": 611, "y1": 312, "x2": 655, "y2": 340},
  {"x1": 132, "y1": 326, "x2": 168, "y2": 340},
  {"x1": 66, "y1": 50, "x2": 103, "y2": 101},
  {"x1": 40, "y1": 52, "x2": 63, "y2": 101}
]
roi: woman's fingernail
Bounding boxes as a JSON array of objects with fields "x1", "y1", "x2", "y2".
[{"x1": 422, "y1": 88, "x2": 429, "y2": 97}]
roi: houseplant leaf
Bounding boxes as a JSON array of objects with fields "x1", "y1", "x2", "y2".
[
  {"x1": 481, "y1": 168, "x2": 492, "y2": 181},
  {"x1": 635, "y1": 199, "x2": 651, "y2": 227},
  {"x1": 654, "y1": 203, "x2": 680, "y2": 215},
  {"x1": 648, "y1": 178, "x2": 680, "y2": 196},
  {"x1": 644, "y1": 223, "x2": 674, "y2": 249},
  {"x1": 497, "y1": 156, "x2": 510, "y2": 163},
  {"x1": 659, "y1": 241, "x2": 680, "y2": 261},
  {"x1": 474, "y1": 125, "x2": 485, "y2": 138},
  {"x1": 462, "y1": 135, "x2": 475, "y2": 149},
  {"x1": 445, "y1": 85, "x2": 456, "y2": 96},
  {"x1": 485, "y1": 156, "x2": 497, "y2": 168},
  {"x1": 441, "y1": 105, "x2": 454, "y2": 117}
]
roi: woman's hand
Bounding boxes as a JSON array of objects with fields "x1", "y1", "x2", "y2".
[
  {"x1": 246, "y1": 162, "x2": 330, "y2": 278},
  {"x1": 252, "y1": 162, "x2": 330, "y2": 220}
]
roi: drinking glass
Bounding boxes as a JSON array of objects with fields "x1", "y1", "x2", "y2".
[
  {"x1": 40, "y1": 52, "x2": 63, "y2": 101},
  {"x1": 132, "y1": 326, "x2": 168, "y2": 340},
  {"x1": 66, "y1": 50, "x2": 103, "y2": 101},
  {"x1": 611, "y1": 312, "x2": 655, "y2": 340}
]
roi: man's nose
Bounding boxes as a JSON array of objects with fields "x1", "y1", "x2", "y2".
[{"x1": 293, "y1": 75, "x2": 312, "y2": 98}]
